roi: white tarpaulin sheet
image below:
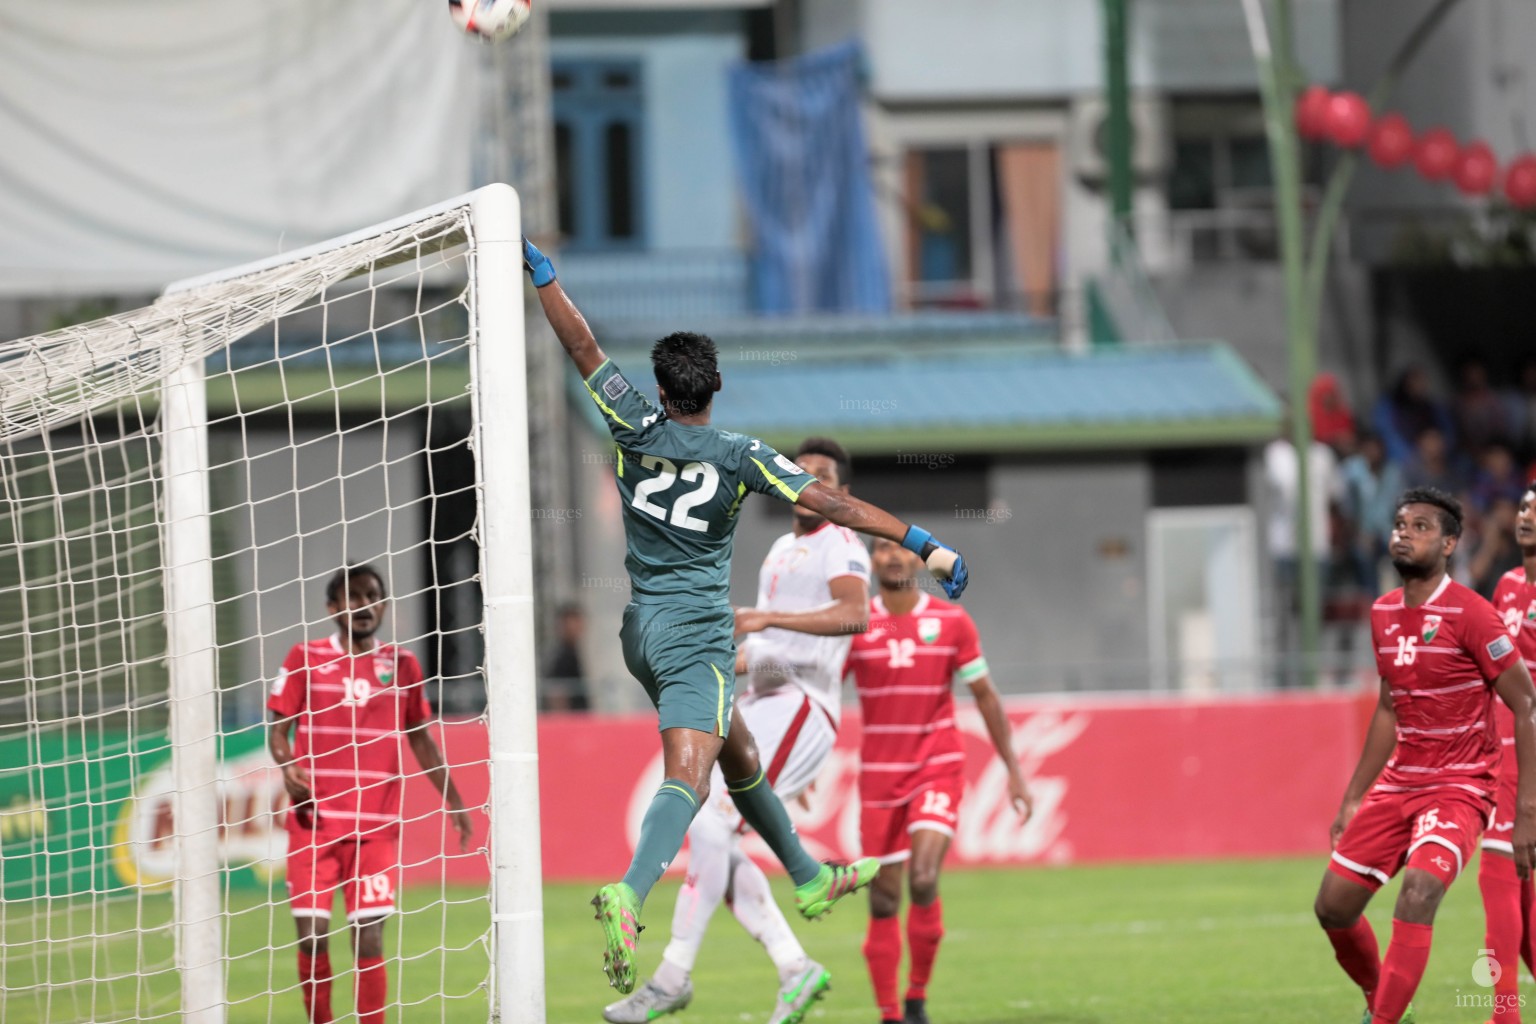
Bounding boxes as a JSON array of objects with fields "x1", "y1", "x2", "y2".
[{"x1": 0, "y1": 2, "x2": 482, "y2": 294}]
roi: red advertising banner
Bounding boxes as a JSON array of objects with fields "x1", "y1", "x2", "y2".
[{"x1": 401, "y1": 692, "x2": 1365, "y2": 884}]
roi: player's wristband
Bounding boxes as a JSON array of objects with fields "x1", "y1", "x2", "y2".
[
  {"x1": 522, "y1": 238, "x2": 557, "y2": 287},
  {"x1": 901, "y1": 525, "x2": 939, "y2": 561}
]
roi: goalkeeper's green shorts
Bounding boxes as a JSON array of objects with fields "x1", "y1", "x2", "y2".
[{"x1": 619, "y1": 602, "x2": 737, "y2": 737}]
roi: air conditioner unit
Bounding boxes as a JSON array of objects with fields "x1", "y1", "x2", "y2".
[{"x1": 1070, "y1": 93, "x2": 1169, "y2": 184}]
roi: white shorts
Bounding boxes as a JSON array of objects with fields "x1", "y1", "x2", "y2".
[{"x1": 706, "y1": 686, "x2": 838, "y2": 831}]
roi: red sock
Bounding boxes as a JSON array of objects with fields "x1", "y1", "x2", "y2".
[
  {"x1": 905, "y1": 899, "x2": 945, "y2": 1001},
  {"x1": 356, "y1": 955, "x2": 387, "y2": 1024},
  {"x1": 1481, "y1": 853, "x2": 1524, "y2": 1021},
  {"x1": 1324, "y1": 917, "x2": 1380, "y2": 1010},
  {"x1": 1371, "y1": 920, "x2": 1432, "y2": 1024},
  {"x1": 863, "y1": 916, "x2": 902, "y2": 1021},
  {"x1": 1523, "y1": 876, "x2": 1536, "y2": 977},
  {"x1": 298, "y1": 950, "x2": 333, "y2": 1024}
]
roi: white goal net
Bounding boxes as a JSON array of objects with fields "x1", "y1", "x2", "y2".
[{"x1": 0, "y1": 185, "x2": 541, "y2": 1024}]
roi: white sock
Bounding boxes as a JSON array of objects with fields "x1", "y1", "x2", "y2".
[
  {"x1": 656, "y1": 802, "x2": 735, "y2": 989},
  {"x1": 726, "y1": 847, "x2": 809, "y2": 985}
]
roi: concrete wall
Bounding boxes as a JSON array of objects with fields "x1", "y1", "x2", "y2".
[
  {"x1": 1344, "y1": 0, "x2": 1536, "y2": 221},
  {"x1": 1154, "y1": 263, "x2": 1377, "y2": 408},
  {"x1": 210, "y1": 420, "x2": 429, "y2": 723}
]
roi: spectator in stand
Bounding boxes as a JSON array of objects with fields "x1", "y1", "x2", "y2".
[
  {"x1": 1454, "y1": 359, "x2": 1513, "y2": 455},
  {"x1": 1310, "y1": 372, "x2": 1357, "y2": 453},
  {"x1": 1372, "y1": 365, "x2": 1456, "y2": 465},
  {"x1": 1403, "y1": 427, "x2": 1466, "y2": 496},
  {"x1": 540, "y1": 602, "x2": 591, "y2": 712},
  {"x1": 1470, "y1": 495, "x2": 1523, "y2": 598},
  {"x1": 1507, "y1": 358, "x2": 1536, "y2": 463},
  {"x1": 1339, "y1": 431, "x2": 1403, "y2": 591},
  {"x1": 1471, "y1": 444, "x2": 1524, "y2": 517}
]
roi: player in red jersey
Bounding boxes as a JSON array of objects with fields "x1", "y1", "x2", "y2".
[
  {"x1": 1315, "y1": 488, "x2": 1536, "y2": 1024},
  {"x1": 1482, "y1": 482, "x2": 1536, "y2": 1022},
  {"x1": 844, "y1": 537, "x2": 1032, "y2": 1024},
  {"x1": 268, "y1": 564, "x2": 473, "y2": 1024}
]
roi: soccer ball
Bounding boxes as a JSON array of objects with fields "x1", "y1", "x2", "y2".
[{"x1": 449, "y1": 0, "x2": 532, "y2": 42}]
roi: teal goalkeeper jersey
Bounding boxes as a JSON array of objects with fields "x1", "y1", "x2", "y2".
[{"x1": 582, "y1": 358, "x2": 818, "y2": 607}]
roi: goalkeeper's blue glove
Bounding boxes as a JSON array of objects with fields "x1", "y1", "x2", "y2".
[
  {"x1": 523, "y1": 238, "x2": 556, "y2": 287},
  {"x1": 901, "y1": 525, "x2": 970, "y2": 600}
]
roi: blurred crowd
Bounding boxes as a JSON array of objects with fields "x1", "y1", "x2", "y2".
[{"x1": 1267, "y1": 362, "x2": 1536, "y2": 630}]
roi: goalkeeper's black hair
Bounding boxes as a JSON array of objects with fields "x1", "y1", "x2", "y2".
[
  {"x1": 1396, "y1": 487, "x2": 1463, "y2": 539},
  {"x1": 326, "y1": 563, "x2": 388, "y2": 604},
  {"x1": 651, "y1": 332, "x2": 719, "y2": 415},
  {"x1": 796, "y1": 436, "x2": 852, "y2": 488}
]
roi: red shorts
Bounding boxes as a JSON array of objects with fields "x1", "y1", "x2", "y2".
[
  {"x1": 860, "y1": 776, "x2": 964, "y2": 865},
  {"x1": 1330, "y1": 786, "x2": 1491, "y2": 892},
  {"x1": 286, "y1": 831, "x2": 399, "y2": 923},
  {"x1": 1483, "y1": 770, "x2": 1519, "y2": 855}
]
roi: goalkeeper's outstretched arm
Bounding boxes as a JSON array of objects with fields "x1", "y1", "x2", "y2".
[
  {"x1": 796, "y1": 482, "x2": 971, "y2": 599},
  {"x1": 522, "y1": 239, "x2": 607, "y2": 378}
]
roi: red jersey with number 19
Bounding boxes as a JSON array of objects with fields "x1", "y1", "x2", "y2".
[
  {"x1": 1371, "y1": 575, "x2": 1519, "y2": 800},
  {"x1": 844, "y1": 592, "x2": 988, "y2": 808},
  {"x1": 267, "y1": 635, "x2": 431, "y2": 842}
]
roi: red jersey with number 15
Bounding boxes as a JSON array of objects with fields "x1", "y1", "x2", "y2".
[
  {"x1": 1371, "y1": 575, "x2": 1520, "y2": 800},
  {"x1": 1491, "y1": 567, "x2": 1536, "y2": 781},
  {"x1": 844, "y1": 593, "x2": 988, "y2": 808},
  {"x1": 267, "y1": 635, "x2": 431, "y2": 841}
]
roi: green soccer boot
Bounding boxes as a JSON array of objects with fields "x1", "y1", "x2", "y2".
[
  {"x1": 794, "y1": 858, "x2": 881, "y2": 920},
  {"x1": 592, "y1": 883, "x2": 643, "y2": 994}
]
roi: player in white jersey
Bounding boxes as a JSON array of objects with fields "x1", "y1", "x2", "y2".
[{"x1": 606, "y1": 437, "x2": 870, "y2": 1024}]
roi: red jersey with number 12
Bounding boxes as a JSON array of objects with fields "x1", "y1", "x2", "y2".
[
  {"x1": 1491, "y1": 567, "x2": 1536, "y2": 781},
  {"x1": 267, "y1": 635, "x2": 431, "y2": 841},
  {"x1": 1371, "y1": 575, "x2": 1519, "y2": 800},
  {"x1": 845, "y1": 592, "x2": 988, "y2": 808}
]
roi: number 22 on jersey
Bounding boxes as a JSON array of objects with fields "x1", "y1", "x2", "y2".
[{"x1": 631, "y1": 455, "x2": 720, "y2": 532}]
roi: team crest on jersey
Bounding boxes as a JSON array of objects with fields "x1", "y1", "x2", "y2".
[
  {"x1": 917, "y1": 617, "x2": 942, "y2": 644},
  {"x1": 1526, "y1": 600, "x2": 1536, "y2": 622},
  {"x1": 1421, "y1": 615, "x2": 1442, "y2": 644},
  {"x1": 374, "y1": 654, "x2": 395, "y2": 685}
]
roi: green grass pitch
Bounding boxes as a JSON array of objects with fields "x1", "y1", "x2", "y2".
[{"x1": 3, "y1": 855, "x2": 1514, "y2": 1022}]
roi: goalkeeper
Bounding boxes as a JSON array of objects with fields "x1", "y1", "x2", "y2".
[{"x1": 521, "y1": 240, "x2": 970, "y2": 997}]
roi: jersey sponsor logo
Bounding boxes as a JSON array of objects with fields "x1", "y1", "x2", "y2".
[
  {"x1": 600, "y1": 372, "x2": 629, "y2": 401},
  {"x1": 1385, "y1": 623, "x2": 1401, "y2": 635},
  {"x1": 316, "y1": 662, "x2": 341, "y2": 676},
  {"x1": 917, "y1": 617, "x2": 942, "y2": 644},
  {"x1": 1489, "y1": 635, "x2": 1516, "y2": 660}
]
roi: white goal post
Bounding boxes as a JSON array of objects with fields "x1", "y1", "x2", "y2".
[{"x1": 0, "y1": 184, "x2": 542, "y2": 1024}]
